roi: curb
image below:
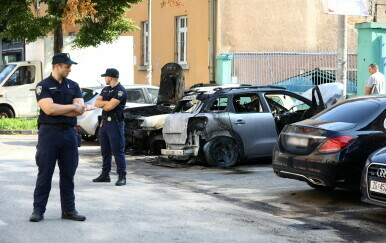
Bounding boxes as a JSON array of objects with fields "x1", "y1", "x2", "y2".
[{"x1": 0, "y1": 130, "x2": 38, "y2": 135}]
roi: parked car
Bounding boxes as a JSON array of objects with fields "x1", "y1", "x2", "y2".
[
  {"x1": 361, "y1": 147, "x2": 386, "y2": 207},
  {"x1": 76, "y1": 85, "x2": 159, "y2": 141},
  {"x1": 160, "y1": 85, "x2": 330, "y2": 168},
  {"x1": 272, "y1": 96, "x2": 386, "y2": 191},
  {"x1": 123, "y1": 63, "x2": 185, "y2": 154}
]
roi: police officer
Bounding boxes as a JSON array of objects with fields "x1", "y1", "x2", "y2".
[
  {"x1": 93, "y1": 68, "x2": 128, "y2": 186},
  {"x1": 30, "y1": 53, "x2": 86, "y2": 222}
]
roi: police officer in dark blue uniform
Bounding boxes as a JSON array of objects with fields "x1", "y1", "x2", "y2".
[
  {"x1": 93, "y1": 68, "x2": 128, "y2": 186},
  {"x1": 30, "y1": 53, "x2": 86, "y2": 222}
]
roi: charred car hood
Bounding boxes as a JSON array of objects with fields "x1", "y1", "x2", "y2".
[
  {"x1": 294, "y1": 119, "x2": 357, "y2": 131},
  {"x1": 157, "y1": 63, "x2": 185, "y2": 105},
  {"x1": 140, "y1": 114, "x2": 169, "y2": 130}
]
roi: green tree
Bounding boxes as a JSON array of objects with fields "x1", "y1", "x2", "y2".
[{"x1": 0, "y1": 0, "x2": 142, "y2": 53}]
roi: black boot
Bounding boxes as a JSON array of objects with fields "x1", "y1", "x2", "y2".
[
  {"x1": 61, "y1": 210, "x2": 86, "y2": 221},
  {"x1": 115, "y1": 174, "x2": 126, "y2": 186},
  {"x1": 29, "y1": 211, "x2": 44, "y2": 222},
  {"x1": 92, "y1": 172, "x2": 111, "y2": 182}
]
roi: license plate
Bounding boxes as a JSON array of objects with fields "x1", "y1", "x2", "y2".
[
  {"x1": 370, "y1": 180, "x2": 386, "y2": 194},
  {"x1": 286, "y1": 137, "x2": 308, "y2": 147}
]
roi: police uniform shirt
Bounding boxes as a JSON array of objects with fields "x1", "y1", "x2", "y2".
[
  {"x1": 35, "y1": 75, "x2": 82, "y2": 126},
  {"x1": 100, "y1": 83, "x2": 128, "y2": 116}
]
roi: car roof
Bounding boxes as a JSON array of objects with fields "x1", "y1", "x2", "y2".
[
  {"x1": 81, "y1": 84, "x2": 159, "y2": 91},
  {"x1": 343, "y1": 95, "x2": 386, "y2": 105}
]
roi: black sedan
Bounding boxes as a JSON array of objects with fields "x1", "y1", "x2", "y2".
[
  {"x1": 361, "y1": 147, "x2": 386, "y2": 207},
  {"x1": 272, "y1": 96, "x2": 386, "y2": 190}
]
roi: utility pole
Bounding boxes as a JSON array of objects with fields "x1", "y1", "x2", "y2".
[
  {"x1": 336, "y1": 15, "x2": 348, "y2": 99},
  {"x1": 147, "y1": 0, "x2": 152, "y2": 85}
]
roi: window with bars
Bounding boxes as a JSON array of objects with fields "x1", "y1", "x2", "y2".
[
  {"x1": 176, "y1": 16, "x2": 188, "y2": 65},
  {"x1": 141, "y1": 21, "x2": 149, "y2": 66}
]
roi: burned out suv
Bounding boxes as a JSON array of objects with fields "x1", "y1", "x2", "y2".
[{"x1": 161, "y1": 85, "x2": 333, "y2": 168}]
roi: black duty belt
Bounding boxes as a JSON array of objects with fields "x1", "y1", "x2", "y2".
[
  {"x1": 40, "y1": 123, "x2": 74, "y2": 130},
  {"x1": 102, "y1": 115, "x2": 124, "y2": 121}
]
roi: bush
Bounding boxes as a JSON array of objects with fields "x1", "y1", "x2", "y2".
[{"x1": 0, "y1": 118, "x2": 38, "y2": 130}]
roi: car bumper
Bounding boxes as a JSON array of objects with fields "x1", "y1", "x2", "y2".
[
  {"x1": 161, "y1": 148, "x2": 194, "y2": 156},
  {"x1": 272, "y1": 146, "x2": 343, "y2": 187}
]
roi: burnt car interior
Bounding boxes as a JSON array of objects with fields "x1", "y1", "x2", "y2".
[{"x1": 265, "y1": 93, "x2": 313, "y2": 132}]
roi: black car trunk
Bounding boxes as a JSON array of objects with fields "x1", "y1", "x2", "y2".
[{"x1": 279, "y1": 120, "x2": 357, "y2": 155}]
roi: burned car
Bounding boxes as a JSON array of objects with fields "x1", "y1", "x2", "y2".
[
  {"x1": 161, "y1": 85, "x2": 331, "y2": 168},
  {"x1": 124, "y1": 63, "x2": 185, "y2": 154}
]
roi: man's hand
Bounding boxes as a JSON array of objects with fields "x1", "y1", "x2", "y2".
[{"x1": 72, "y1": 104, "x2": 85, "y2": 116}]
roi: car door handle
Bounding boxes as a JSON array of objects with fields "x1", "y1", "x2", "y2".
[
  {"x1": 30, "y1": 89, "x2": 35, "y2": 91},
  {"x1": 234, "y1": 119, "x2": 246, "y2": 125}
]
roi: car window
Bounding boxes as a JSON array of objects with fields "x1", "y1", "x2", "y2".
[
  {"x1": 3, "y1": 66, "x2": 35, "y2": 87},
  {"x1": 147, "y1": 88, "x2": 159, "y2": 104},
  {"x1": 313, "y1": 100, "x2": 380, "y2": 123},
  {"x1": 127, "y1": 88, "x2": 146, "y2": 103},
  {"x1": 81, "y1": 88, "x2": 99, "y2": 102},
  {"x1": 265, "y1": 93, "x2": 308, "y2": 112},
  {"x1": 208, "y1": 97, "x2": 228, "y2": 112},
  {"x1": 0, "y1": 64, "x2": 16, "y2": 84},
  {"x1": 233, "y1": 94, "x2": 262, "y2": 113}
]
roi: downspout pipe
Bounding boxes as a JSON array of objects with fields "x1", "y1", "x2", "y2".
[{"x1": 209, "y1": 0, "x2": 216, "y2": 83}]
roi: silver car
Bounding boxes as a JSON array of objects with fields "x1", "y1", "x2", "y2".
[
  {"x1": 76, "y1": 85, "x2": 159, "y2": 141},
  {"x1": 161, "y1": 84, "x2": 343, "y2": 168}
]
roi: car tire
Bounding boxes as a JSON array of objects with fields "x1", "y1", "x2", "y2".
[
  {"x1": 0, "y1": 107, "x2": 14, "y2": 119},
  {"x1": 306, "y1": 182, "x2": 335, "y2": 191},
  {"x1": 203, "y1": 137, "x2": 239, "y2": 168},
  {"x1": 151, "y1": 140, "x2": 166, "y2": 155},
  {"x1": 82, "y1": 134, "x2": 97, "y2": 141}
]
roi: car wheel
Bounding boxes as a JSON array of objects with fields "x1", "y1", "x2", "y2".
[
  {"x1": 0, "y1": 107, "x2": 14, "y2": 119},
  {"x1": 306, "y1": 182, "x2": 335, "y2": 191},
  {"x1": 82, "y1": 134, "x2": 97, "y2": 141},
  {"x1": 203, "y1": 137, "x2": 239, "y2": 168}
]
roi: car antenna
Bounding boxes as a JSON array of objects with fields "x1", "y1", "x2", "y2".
[{"x1": 96, "y1": 79, "x2": 103, "y2": 86}]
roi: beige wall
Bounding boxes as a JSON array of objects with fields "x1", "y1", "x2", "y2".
[
  {"x1": 127, "y1": 0, "x2": 210, "y2": 87},
  {"x1": 216, "y1": 0, "x2": 359, "y2": 54}
]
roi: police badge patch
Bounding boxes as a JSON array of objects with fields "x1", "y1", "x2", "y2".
[
  {"x1": 118, "y1": 91, "x2": 123, "y2": 97},
  {"x1": 36, "y1": 86, "x2": 42, "y2": 96}
]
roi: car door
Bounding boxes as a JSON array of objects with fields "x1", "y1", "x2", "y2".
[
  {"x1": 228, "y1": 93, "x2": 278, "y2": 157},
  {"x1": 262, "y1": 90, "x2": 319, "y2": 133}
]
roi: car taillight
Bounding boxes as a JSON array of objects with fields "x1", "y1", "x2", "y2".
[{"x1": 318, "y1": 136, "x2": 355, "y2": 153}]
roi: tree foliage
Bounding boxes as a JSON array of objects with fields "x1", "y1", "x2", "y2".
[{"x1": 0, "y1": 0, "x2": 143, "y2": 50}]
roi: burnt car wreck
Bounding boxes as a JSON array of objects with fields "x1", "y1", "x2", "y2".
[
  {"x1": 161, "y1": 84, "x2": 343, "y2": 168},
  {"x1": 124, "y1": 63, "x2": 185, "y2": 154}
]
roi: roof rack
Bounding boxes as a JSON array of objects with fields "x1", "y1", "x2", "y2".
[{"x1": 214, "y1": 85, "x2": 286, "y2": 93}]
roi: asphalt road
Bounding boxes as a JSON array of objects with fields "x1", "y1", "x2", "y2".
[{"x1": 0, "y1": 135, "x2": 385, "y2": 243}]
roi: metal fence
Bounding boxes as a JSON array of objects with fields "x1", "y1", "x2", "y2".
[{"x1": 228, "y1": 50, "x2": 357, "y2": 94}]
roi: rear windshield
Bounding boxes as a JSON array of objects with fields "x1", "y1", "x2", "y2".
[
  {"x1": 81, "y1": 88, "x2": 99, "y2": 102},
  {"x1": 313, "y1": 100, "x2": 381, "y2": 123}
]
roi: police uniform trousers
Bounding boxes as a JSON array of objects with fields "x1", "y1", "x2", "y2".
[
  {"x1": 99, "y1": 120, "x2": 126, "y2": 175},
  {"x1": 33, "y1": 126, "x2": 79, "y2": 213}
]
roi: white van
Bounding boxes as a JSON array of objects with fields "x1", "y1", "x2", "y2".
[{"x1": 0, "y1": 61, "x2": 42, "y2": 118}]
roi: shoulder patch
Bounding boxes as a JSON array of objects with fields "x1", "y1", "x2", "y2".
[
  {"x1": 118, "y1": 91, "x2": 123, "y2": 97},
  {"x1": 36, "y1": 86, "x2": 42, "y2": 96}
]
